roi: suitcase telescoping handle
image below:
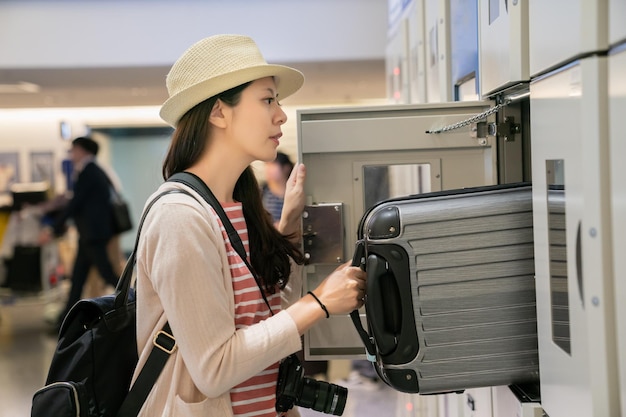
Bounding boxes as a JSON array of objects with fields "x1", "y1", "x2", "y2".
[{"x1": 349, "y1": 241, "x2": 378, "y2": 361}]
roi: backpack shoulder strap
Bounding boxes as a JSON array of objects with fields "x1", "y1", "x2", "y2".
[{"x1": 116, "y1": 187, "x2": 200, "y2": 417}]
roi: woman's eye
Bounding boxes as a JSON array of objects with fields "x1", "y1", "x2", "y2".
[{"x1": 265, "y1": 98, "x2": 275, "y2": 104}]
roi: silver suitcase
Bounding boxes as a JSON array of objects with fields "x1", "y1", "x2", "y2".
[{"x1": 351, "y1": 183, "x2": 539, "y2": 394}]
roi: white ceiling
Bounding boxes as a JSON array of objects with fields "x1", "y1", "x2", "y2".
[
  {"x1": 0, "y1": 59, "x2": 387, "y2": 109},
  {"x1": 0, "y1": 0, "x2": 389, "y2": 110}
]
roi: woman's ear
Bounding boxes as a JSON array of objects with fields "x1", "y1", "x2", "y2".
[{"x1": 209, "y1": 99, "x2": 228, "y2": 129}]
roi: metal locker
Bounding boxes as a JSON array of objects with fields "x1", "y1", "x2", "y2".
[
  {"x1": 449, "y1": 0, "x2": 479, "y2": 101},
  {"x1": 477, "y1": 0, "x2": 529, "y2": 98},
  {"x1": 409, "y1": 0, "x2": 479, "y2": 103},
  {"x1": 424, "y1": 0, "x2": 452, "y2": 102},
  {"x1": 528, "y1": 0, "x2": 609, "y2": 77},
  {"x1": 386, "y1": 18, "x2": 411, "y2": 104},
  {"x1": 609, "y1": 41, "x2": 626, "y2": 417},
  {"x1": 609, "y1": 0, "x2": 626, "y2": 46},
  {"x1": 406, "y1": 0, "x2": 428, "y2": 104},
  {"x1": 491, "y1": 386, "x2": 544, "y2": 417},
  {"x1": 530, "y1": 56, "x2": 619, "y2": 417}
]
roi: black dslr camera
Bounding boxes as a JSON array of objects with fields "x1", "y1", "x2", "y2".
[{"x1": 276, "y1": 354, "x2": 348, "y2": 415}]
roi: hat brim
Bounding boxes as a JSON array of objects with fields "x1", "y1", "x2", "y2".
[{"x1": 160, "y1": 64, "x2": 304, "y2": 127}]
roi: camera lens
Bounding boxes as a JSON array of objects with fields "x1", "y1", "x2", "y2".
[{"x1": 299, "y1": 377, "x2": 348, "y2": 416}]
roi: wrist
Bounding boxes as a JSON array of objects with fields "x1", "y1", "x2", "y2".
[
  {"x1": 286, "y1": 292, "x2": 328, "y2": 334},
  {"x1": 307, "y1": 291, "x2": 330, "y2": 318},
  {"x1": 278, "y1": 219, "x2": 301, "y2": 241}
]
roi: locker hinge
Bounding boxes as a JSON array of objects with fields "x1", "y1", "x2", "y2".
[
  {"x1": 426, "y1": 101, "x2": 506, "y2": 135},
  {"x1": 486, "y1": 116, "x2": 521, "y2": 141},
  {"x1": 426, "y1": 87, "x2": 529, "y2": 136}
]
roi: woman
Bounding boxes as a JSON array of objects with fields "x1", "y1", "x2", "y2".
[{"x1": 133, "y1": 34, "x2": 367, "y2": 416}]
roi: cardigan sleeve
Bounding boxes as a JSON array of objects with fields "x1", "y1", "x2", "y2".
[{"x1": 140, "y1": 196, "x2": 302, "y2": 398}]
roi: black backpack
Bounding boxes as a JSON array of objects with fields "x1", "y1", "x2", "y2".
[{"x1": 31, "y1": 187, "x2": 194, "y2": 417}]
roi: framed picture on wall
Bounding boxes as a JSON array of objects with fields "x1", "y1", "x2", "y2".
[
  {"x1": 30, "y1": 151, "x2": 55, "y2": 188},
  {"x1": 0, "y1": 152, "x2": 20, "y2": 193}
]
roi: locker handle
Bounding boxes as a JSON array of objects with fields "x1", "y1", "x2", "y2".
[{"x1": 576, "y1": 221, "x2": 584, "y2": 307}]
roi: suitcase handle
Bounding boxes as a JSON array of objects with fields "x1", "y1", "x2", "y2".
[
  {"x1": 365, "y1": 254, "x2": 402, "y2": 356},
  {"x1": 363, "y1": 245, "x2": 419, "y2": 365},
  {"x1": 349, "y1": 241, "x2": 377, "y2": 359}
]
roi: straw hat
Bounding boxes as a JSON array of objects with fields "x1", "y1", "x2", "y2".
[{"x1": 160, "y1": 34, "x2": 304, "y2": 126}]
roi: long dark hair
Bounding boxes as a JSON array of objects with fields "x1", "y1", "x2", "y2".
[{"x1": 162, "y1": 83, "x2": 304, "y2": 293}]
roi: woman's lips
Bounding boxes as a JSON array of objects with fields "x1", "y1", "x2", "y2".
[{"x1": 270, "y1": 133, "x2": 282, "y2": 144}]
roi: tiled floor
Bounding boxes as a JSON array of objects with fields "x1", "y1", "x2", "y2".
[
  {"x1": 0, "y1": 291, "x2": 435, "y2": 417},
  {"x1": 0, "y1": 293, "x2": 58, "y2": 417}
]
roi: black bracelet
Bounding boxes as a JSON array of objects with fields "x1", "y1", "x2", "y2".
[{"x1": 307, "y1": 291, "x2": 330, "y2": 318}]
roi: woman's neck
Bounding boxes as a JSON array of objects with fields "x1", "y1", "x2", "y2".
[{"x1": 187, "y1": 150, "x2": 248, "y2": 203}]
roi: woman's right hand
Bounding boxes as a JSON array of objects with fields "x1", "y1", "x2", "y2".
[
  {"x1": 287, "y1": 261, "x2": 367, "y2": 335},
  {"x1": 311, "y1": 261, "x2": 367, "y2": 315}
]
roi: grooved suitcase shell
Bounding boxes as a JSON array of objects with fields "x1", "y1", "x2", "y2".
[{"x1": 363, "y1": 185, "x2": 539, "y2": 394}]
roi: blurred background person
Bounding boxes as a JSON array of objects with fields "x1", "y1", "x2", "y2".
[
  {"x1": 39, "y1": 136, "x2": 121, "y2": 330},
  {"x1": 261, "y1": 151, "x2": 294, "y2": 226}
]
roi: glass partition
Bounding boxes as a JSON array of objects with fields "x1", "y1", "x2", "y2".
[{"x1": 363, "y1": 163, "x2": 431, "y2": 210}]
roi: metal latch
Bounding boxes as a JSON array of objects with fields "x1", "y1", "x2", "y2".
[
  {"x1": 302, "y1": 203, "x2": 344, "y2": 264},
  {"x1": 487, "y1": 117, "x2": 521, "y2": 142},
  {"x1": 470, "y1": 122, "x2": 489, "y2": 139}
]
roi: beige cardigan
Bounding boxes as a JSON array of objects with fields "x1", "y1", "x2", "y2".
[{"x1": 133, "y1": 182, "x2": 303, "y2": 416}]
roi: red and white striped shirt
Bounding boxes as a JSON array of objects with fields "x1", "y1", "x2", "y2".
[{"x1": 219, "y1": 203, "x2": 282, "y2": 417}]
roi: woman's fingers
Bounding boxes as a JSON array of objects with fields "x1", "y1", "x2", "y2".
[{"x1": 288, "y1": 162, "x2": 306, "y2": 187}]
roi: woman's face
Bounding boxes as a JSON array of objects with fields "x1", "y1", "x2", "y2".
[{"x1": 226, "y1": 77, "x2": 287, "y2": 163}]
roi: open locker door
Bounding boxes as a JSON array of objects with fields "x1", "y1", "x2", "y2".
[{"x1": 297, "y1": 100, "x2": 514, "y2": 361}]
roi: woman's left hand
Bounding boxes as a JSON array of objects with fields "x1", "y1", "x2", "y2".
[{"x1": 278, "y1": 163, "x2": 306, "y2": 239}]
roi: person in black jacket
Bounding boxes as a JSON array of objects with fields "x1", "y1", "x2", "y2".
[{"x1": 40, "y1": 136, "x2": 120, "y2": 328}]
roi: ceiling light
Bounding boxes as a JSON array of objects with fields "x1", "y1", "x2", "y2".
[{"x1": 0, "y1": 81, "x2": 41, "y2": 94}]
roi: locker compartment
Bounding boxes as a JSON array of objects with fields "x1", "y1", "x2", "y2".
[
  {"x1": 397, "y1": 0, "x2": 479, "y2": 104},
  {"x1": 423, "y1": 0, "x2": 479, "y2": 103},
  {"x1": 609, "y1": 42, "x2": 626, "y2": 417},
  {"x1": 528, "y1": 0, "x2": 609, "y2": 77},
  {"x1": 406, "y1": 0, "x2": 428, "y2": 104},
  {"x1": 298, "y1": 101, "x2": 500, "y2": 360},
  {"x1": 449, "y1": 0, "x2": 479, "y2": 101},
  {"x1": 424, "y1": 0, "x2": 451, "y2": 103},
  {"x1": 610, "y1": 0, "x2": 626, "y2": 46},
  {"x1": 478, "y1": 0, "x2": 529, "y2": 97},
  {"x1": 386, "y1": 19, "x2": 411, "y2": 104},
  {"x1": 530, "y1": 56, "x2": 619, "y2": 417}
]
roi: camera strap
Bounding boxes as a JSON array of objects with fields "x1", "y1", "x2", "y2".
[{"x1": 168, "y1": 172, "x2": 276, "y2": 316}]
